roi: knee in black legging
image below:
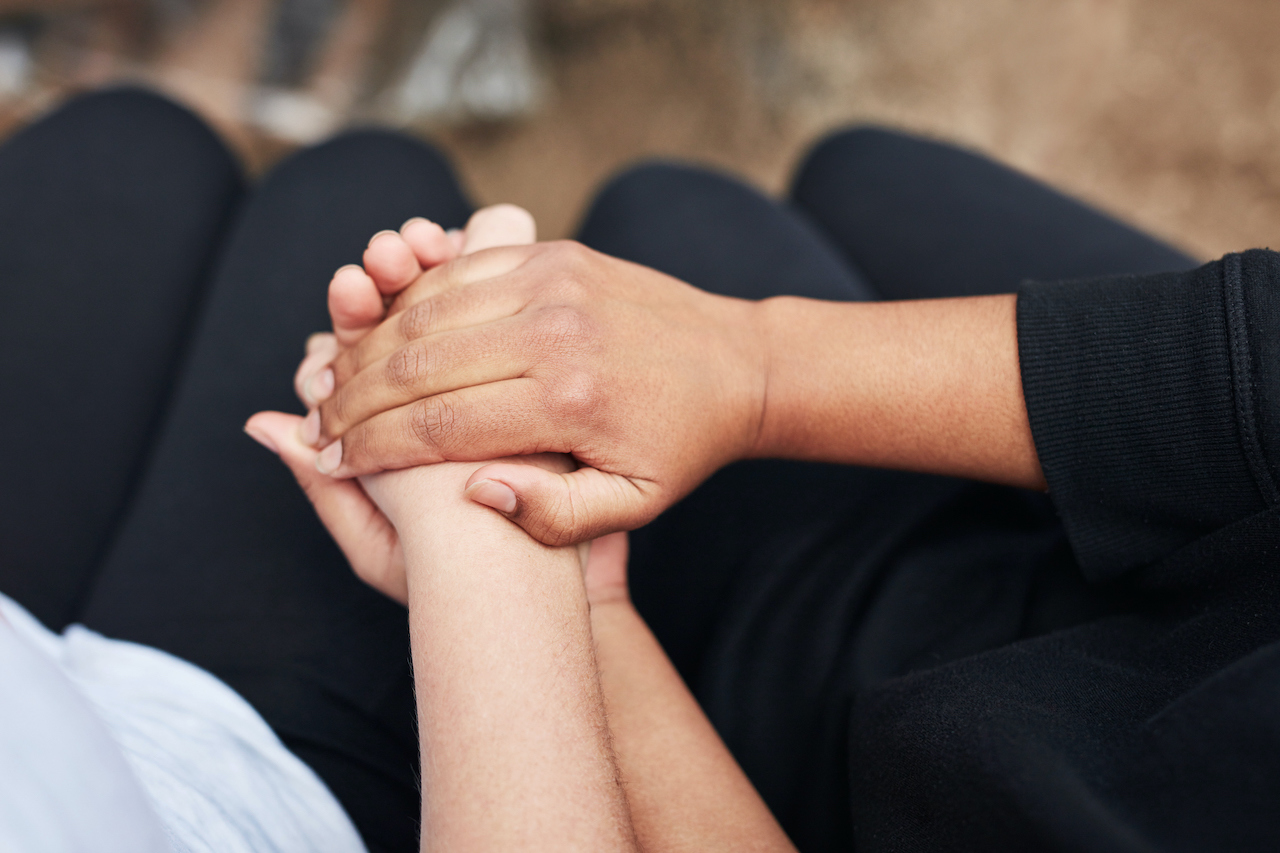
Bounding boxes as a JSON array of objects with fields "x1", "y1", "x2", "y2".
[
  {"x1": 18, "y1": 86, "x2": 244, "y2": 193},
  {"x1": 260, "y1": 129, "x2": 471, "y2": 231},
  {"x1": 579, "y1": 159, "x2": 873, "y2": 301}
]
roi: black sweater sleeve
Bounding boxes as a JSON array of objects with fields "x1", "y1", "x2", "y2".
[{"x1": 1016, "y1": 249, "x2": 1280, "y2": 581}]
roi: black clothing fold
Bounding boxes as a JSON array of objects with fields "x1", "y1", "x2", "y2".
[{"x1": 1018, "y1": 250, "x2": 1280, "y2": 580}]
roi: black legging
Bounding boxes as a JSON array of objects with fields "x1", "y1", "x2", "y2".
[{"x1": 0, "y1": 88, "x2": 1193, "y2": 853}]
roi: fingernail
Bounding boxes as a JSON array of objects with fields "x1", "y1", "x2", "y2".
[
  {"x1": 301, "y1": 409, "x2": 321, "y2": 446},
  {"x1": 368, "y1": 230, "x2": 398, "y2": 247},
  {"x1": 244, "y1": 425, "x2": 279, "y2": 455},
  {"x1": 401, "y1": 217, "x2": 431, "y2": 231},
  {"x1": 306, "y1": 368, "x2": 335, "y2": 403},
  {"x1": 316, "y1": 439, "x2": 343, "y2": 474},
  {"x1": 465, "y1": 479, "x2": 518, "y2": 515}
]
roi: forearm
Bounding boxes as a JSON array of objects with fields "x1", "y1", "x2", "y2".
[
  {"x1": 589, "y1": 596, "x2": 795, "y2": 852},
  {"x1": 364, "y1": 465, "x2": 635, "y2": 852},
  {"x1": 753, "y1": 293, "x2": 1045, "y2": 490}
]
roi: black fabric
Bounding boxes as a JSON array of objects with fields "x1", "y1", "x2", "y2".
[
  {"x1": 1017, "y1": 249, "x2": 1280, "y2": 583},
  {"x1": 4, "y1": 95, "x2": 1278, "y2": 853},
  {"x1": 580, "y1": 161, "x2": 876, "y2": 303},
  {"x1": 847, "y1": 567, "x2": 1280, "y2": 853},
  {"x1": 0, "y1": 89, "x2": 472, "y2": 853},
  {"x1": 1018, "y1": 259, "x2": 1267, "y2": 578},
  {"x1": 1243, "y1": 251, "x2": 1280, "y2": 487},
  {"x1": 791, "y1": 126, "x2": 1197, "y2": 299},
  {"x1": 0, "y1": 89, "x2": 244, "y2": 630}
]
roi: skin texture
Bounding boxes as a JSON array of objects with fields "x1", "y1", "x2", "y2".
[
  {"x1": 247, "y1": 205, "x2": 795, "y2": 850},
  {"x1": 365, "y1": 457, "x2": 637, "y2": 853},
  {"x1": 755, "y1": 293, "x2": 1041, "y2": 487},
  {"x1": 249, "y1": 415, "x2": 638, "y2": 851},
  {"x1": 249, "y1": 409, "x2": 796, "y2": 852},
  {"x1": 584, "y1": 534, "x2": 797, "y2": 853},
  {"x1": 297, "y1": 241, "x2": 1045, "y2": 547},
  {"x1": 308, "y1": 242, "x2": 766, "y2": 550},
  {"x1": 255, "y1": 208, "x2": 634, "y2": 852}
]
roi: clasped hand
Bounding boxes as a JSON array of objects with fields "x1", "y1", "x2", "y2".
[
  {"x1": 297, "y1": 215, "x2": 769, "y2": 547},
  {"x1": 245, "y1": 203, "x2": 759, "y2": 603}
]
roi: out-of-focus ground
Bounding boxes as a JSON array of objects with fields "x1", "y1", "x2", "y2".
[{"x1": 3, "y1": 0, "x2": 1280, "y2": 258}]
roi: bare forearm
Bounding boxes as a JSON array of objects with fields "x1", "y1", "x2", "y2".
[
  {"x1": 754, "y1": 293, "x2": 1045, "y2": 490},
  {"x1": 366, "y1": 466, "x2": 635, "y2": 852},
  {"x1": 590, "y1": 598, "x2": 795, "y2": 852}
]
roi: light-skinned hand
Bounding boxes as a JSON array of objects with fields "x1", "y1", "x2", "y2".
[{"x1": 247, "y1": 204, "x2": 540, "y2": 602}]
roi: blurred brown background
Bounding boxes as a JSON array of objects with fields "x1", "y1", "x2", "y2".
[{"x1": 2, "y1": 0, "x2": 1278, "y2": 258}]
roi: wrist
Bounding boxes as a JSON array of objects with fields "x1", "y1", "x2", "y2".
[
  {"x1": 747, "y1": 295, "x2": 807, "y2": 460},
  {"x1": 725, "y1": 294, "x2": 774, "y2": 464}
]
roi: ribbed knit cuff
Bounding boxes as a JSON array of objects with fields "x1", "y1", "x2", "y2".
[{"x1": 1017, "y1": 256, "x2": 1270, "y2": 581}]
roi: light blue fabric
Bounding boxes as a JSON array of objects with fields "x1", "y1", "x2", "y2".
[{"x1": 0, "y1": 594, "x2": 367, "y2": 853}]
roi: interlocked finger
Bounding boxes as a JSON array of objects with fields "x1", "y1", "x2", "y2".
[
  {"x1": 320, "y1": 315, "x2": 540, "y2": 442},
  {"x1": 383, "y1": 243, "x2": 539, "y2": 316},
  {"x1": 323, "y1": 378, "x2": 574, "y2": 478},
  {"x1": 331, "y1": 275, "x2": 533, "y2": 384}
]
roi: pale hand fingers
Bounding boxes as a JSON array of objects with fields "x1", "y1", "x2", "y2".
[
  {"x1": 364, "y1": 230, "x2": 426, "y2": 297},
  {"x1": 303, "y1": 210, "x2": 531, "y2": 407},
  {"x1": 320, "y1": 316, "x2": 538, "y2": 442},
  {"x1": 295, "y1": 333, "x2": 339, "y2": 408},
  {"x1": 401, "y1": 217, "x2": 457, "y2": 270},
  {"x1": 465, "y1": 462, "x2": 660, "y2": 548},
  {"x1": 329, "y1": 265, "x2": 385, "y2": 347},
  {"x1": 327, "y1": 206, "x2": 533, "y2": 383},
  {"x1": 315, "y1": 222, "x2": 453, "y2": 397},
  {"x1": 462, "y1": 204, "x2": 536, "y2": 254},
  {"x1": 244, "y1": 411, "x2": 408, "y2": 604},
  {"x1": 316, "y1": 378, "x2": 567, "y2": 478}
]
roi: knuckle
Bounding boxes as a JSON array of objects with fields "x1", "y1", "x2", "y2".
[
  {"x1": 552, "y1": 272, "x2": 590, "y2": 304},
  {"x1": 525, "y1": 306, "x2": 601, "y2": 421},
  {"x1": 386, "y1": 343, "x2": 432, "y2": 392},
  {"x1": 399, "y1": 299, "x2": 436, "y2": 341},
  {"x1": 537, "y1": 304, "x2": 592, "y2": 350},
  {"x1": 549, "y1": 368, "x2": 599, "y2": 421},
  {"x1": 407, "y1": 397, "x2": 458, "y2": 457},
  {"x1": 538, "y1": 242, "x2": 593, "y2": 301},
  {"x1": 546, "y1": 238, "x2": 589, "y2": 262}
]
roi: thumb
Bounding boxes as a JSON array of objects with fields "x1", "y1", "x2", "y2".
[{"x1": 463, "y1": 463, "x2": 657, "y2": 547}]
